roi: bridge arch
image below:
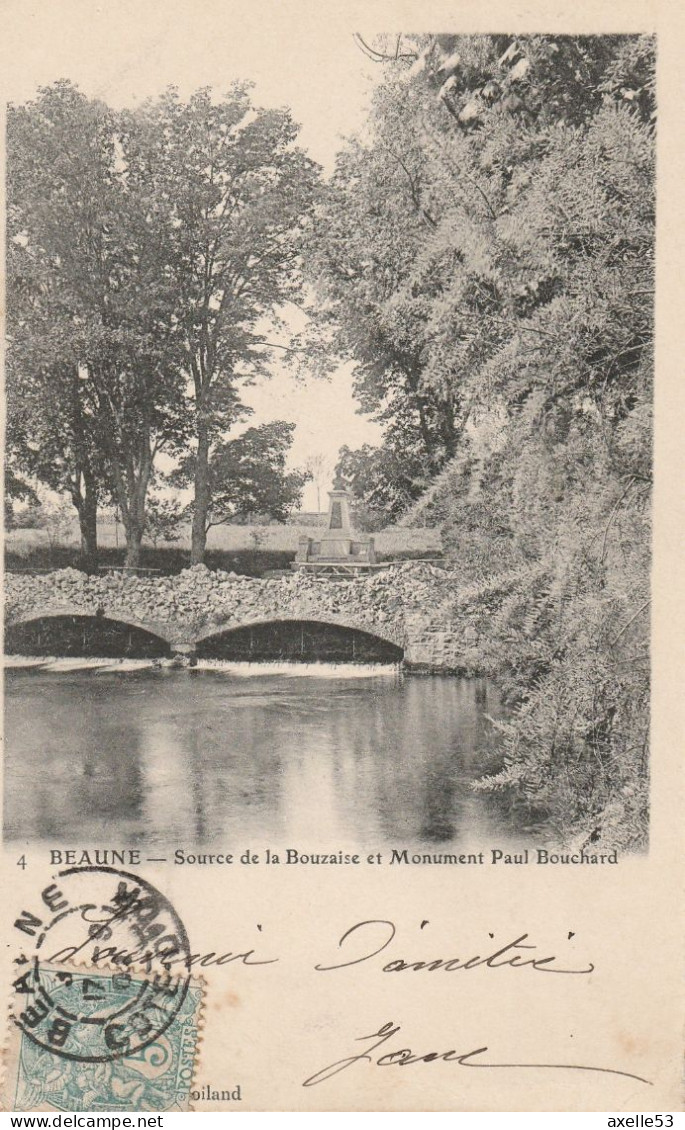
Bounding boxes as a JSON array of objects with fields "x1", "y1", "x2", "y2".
[
  {"x1": 195, "y1": 616, "x2": 404, "y2": 664},
  {"x1": 5, "y1": 611, "x2": 172, "y2": 658}
]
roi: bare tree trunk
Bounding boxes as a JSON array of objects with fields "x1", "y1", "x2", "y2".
[
  {"x1": 123, "y1": 521, "x2": 144, "y2": 568},
  {"x1": 121, "y1": 484, "x2": 145, "y2": 567},
  {"x1": 439, "y1": 400, "x2": 459, "y2": 460},
  {"x1": 69, "y1": 377, "x2": 100, "y2": 571},
  {"x1": 71, "y1": 468, "x2": 99, "y2": 573},
  {"x1": 77, "y1": 491, "x2": 98, "y2": 573},
  {"x1": 87, "y1": 363, "x2": 158, "y2": 570},
  {"x1": 191, "y1": 424, "x2": 210, "y2": 565},
  {"x1": 122, "y1": 464, "x2": 151, "y2": 569},
  {"x1": 103, "y1": 444, "x2": 152, "y2": 570}
]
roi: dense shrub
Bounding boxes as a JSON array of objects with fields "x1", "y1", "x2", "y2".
[
  {"x1": 5, "y1": 545, "x2": 296, "y2": 578},
  {"x1": 309, "y1": 34, "x2": 654, "y2": 849}
]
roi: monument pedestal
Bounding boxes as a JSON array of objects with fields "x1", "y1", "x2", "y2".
[{"x1": 292, "y1": 480, "x2": 377, "y2": 573}]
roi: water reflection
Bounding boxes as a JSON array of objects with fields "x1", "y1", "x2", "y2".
[{"x1": 4, "y1": 664, "x2": 513, "y2": 848}]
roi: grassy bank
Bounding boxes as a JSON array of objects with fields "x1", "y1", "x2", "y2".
[
  {"x1": 5, "y1": 541, "x2": 441, "y2": 578},
  {"x1": 5, "y1": 544, "x2": 295, "y2": 578}
]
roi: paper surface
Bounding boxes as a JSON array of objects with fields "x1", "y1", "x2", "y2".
[{"x1": 1, "y1": 0, "x2": 683, "y2": 1114}]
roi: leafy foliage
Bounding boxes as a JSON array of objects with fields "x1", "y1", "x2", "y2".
[
  {"x1": 311, "y1": 34, "x2": 654, "y2": 848},
  {"x1": 6, "y1": 82, "x2": 189, "y2": 566},
  {"x1": 125, "y1": 86, "x2": 321, "y2": 562},
  {"x1": 336, "y1": 427, "x2": 434, "y2": 529},
  {"x1": 6, "y1": 82, "x2": 320, "y2": 566},
  {"x1": 172, "y1": 420, "x2": 309, "y2": 529}
]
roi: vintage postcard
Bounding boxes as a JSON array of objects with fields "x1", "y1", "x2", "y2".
[{"x1": 1, "y1": 0, "x2": 683, "y2": 1114}]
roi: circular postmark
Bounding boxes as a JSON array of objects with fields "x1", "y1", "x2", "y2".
[{"x1": 11, "y1": 866, "x2": 192, "y2": 1063}]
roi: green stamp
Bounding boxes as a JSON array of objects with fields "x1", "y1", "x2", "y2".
[{"x1": 7, "y1": 966, "x2": 203, "y2": 1112}]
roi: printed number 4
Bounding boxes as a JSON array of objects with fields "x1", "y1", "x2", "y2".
[{"x1": 17, "y1": 855, "x2": 27, "y2": 870}]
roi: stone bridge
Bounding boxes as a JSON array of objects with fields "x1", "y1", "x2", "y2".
[{"x1": 4, "y1": 563, "x2": 476, "y2": 671}]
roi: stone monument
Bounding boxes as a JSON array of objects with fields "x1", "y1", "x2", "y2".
[{"x1": 292, "y1": 478, "x2": 377, "y2": 573}]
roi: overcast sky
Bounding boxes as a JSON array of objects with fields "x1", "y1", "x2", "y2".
[{"x1": 3, "y1": 0, "x2": 390, "y2": 508}]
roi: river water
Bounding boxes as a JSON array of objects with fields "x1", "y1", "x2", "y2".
[{"x1": 4, "y1": 660, "x2": 518, "y2": 849}]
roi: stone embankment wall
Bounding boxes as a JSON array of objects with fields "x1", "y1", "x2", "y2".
[{"x1": 5, "y1": 563, "x2": 481, "y2": 672}]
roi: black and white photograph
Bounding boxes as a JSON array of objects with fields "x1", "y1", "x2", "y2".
[
  {"x1": 3, "y1": 2, "x2": 684, "y2": 1116},
  {"x1": 4, "y1": 28, "x2": 654, "y2": 856}
]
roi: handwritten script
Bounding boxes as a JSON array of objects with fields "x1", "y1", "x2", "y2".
[
  {"x1": 302, "y1": 1020, "x2": 654, "y2": 1089},
  {"x1": 49, "y1": 917, "x2": 596, "y2": 976}
]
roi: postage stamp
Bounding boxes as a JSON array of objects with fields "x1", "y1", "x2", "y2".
[
  {"x1": 4, "y1": 965, "x2": 203, "y2": 1112},
  {"x1": 2, "y1": 867, "x2": 203, "y2": 1111},
  {"x1": 10, "y1": 867, "x2": 193, "y2": 1062}
]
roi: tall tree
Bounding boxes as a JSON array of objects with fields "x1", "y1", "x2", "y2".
[
  {"x1": 311, "y1": 35, "x2": 655, "y2": 846},
  {"x1": 6, "y1": 82, "x2": 189, "y2": 566},
  {"x1": 127, "y1": 87, "x2": 320, "y2": 563},
  {"x1": 6, "y1": 84, "x2": 113, "y2": 566},
  {"x1": 307, "y1": 35, "x2": 654, "y2": 519}
]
